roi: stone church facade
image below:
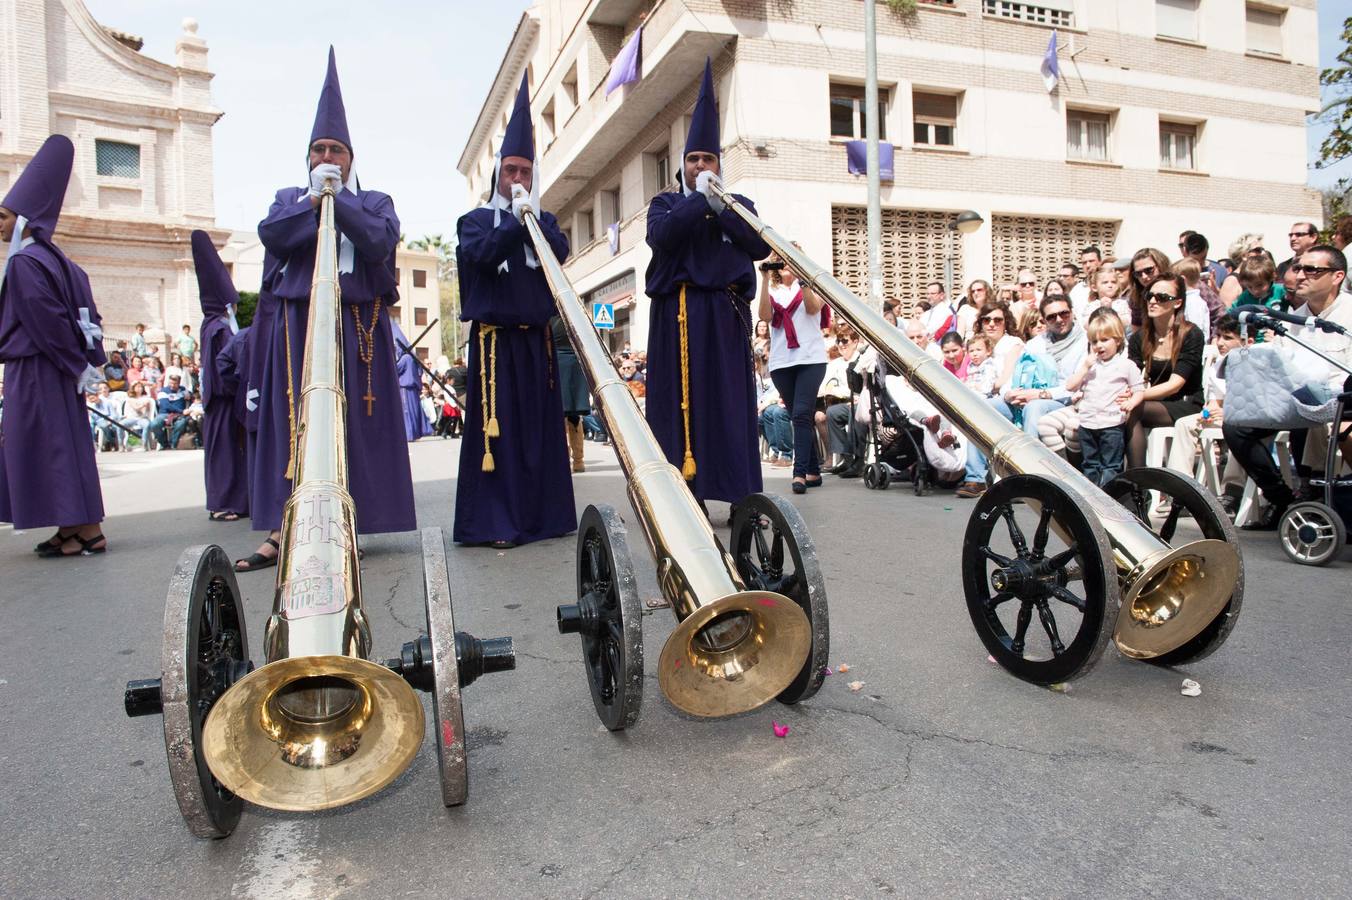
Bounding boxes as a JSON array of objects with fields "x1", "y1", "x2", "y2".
[{"x1": 0, "y1": 0, "x2": 223, "y2": 350}]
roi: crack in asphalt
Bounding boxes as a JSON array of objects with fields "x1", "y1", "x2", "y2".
[
  {"x1": 513, "y1": 649, "x2": 576, "y2": 666},
  {"x1": 382, "y1": 574, "x2": 420, "y2": 635}
]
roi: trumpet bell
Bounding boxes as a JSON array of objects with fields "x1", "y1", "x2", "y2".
[
  {"x1": 201, "y1": 654, "x2": 425, "y2": 812},
  {"x1": 1113, "y1": 539, "x2": 1240, "y2": 659},
  {"x1": 658, "y1": 591, "x2": 812, "y2": 718}
]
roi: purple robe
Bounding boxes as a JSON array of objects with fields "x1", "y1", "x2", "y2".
[
  {"x1": 452, "y1": 205, "x2": 575, "y2": 546},
  {"x1": 396, "y1": 348, "x2": 432, "y2": 441},
  {"x1": 201, "y1": 315, "x2": 248, "y2": 515},
  {"x1": 250, "y1": 186, "x2": 415, "y2": 534},
  {"x1": 0, "y1": 242, "x2": 106, "y2": 527},
  {"x1": 643, "y1": 190, "x2": 769, "y2": 503}
]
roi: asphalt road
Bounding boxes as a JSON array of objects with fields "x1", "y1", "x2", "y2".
[{"x1": 1, "y1": 438, "x2": 1349, "y2": 899}]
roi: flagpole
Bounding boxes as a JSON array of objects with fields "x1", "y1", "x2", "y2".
[{"x1": 864, "y1": 0, "x2": 883, "y2": 313}]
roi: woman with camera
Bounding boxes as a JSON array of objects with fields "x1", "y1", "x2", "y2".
[{"x1": 758, "y1": 251, "x2": 829, "y2": 494}]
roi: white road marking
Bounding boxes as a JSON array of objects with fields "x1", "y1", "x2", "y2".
[{"x1": 232, "y1": 820, "x2": 321, "y2": 900}]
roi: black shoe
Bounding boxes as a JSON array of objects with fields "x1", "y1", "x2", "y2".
[
  {"x1": 1218, "y1": 494, "x2": 1239, "y2": 520},
  {"x1": 837, "y1": 462, "x2": 864, "y2": 479},
  {"x1": 1240, "y1": 502, "x2": 1288, "y2": 531},
  {"x1": 792, "y1": 480, "x2": 807, "y2": 494},
  {"x1": 829, "y1": 456, "x2": 857, "y2": 475}
]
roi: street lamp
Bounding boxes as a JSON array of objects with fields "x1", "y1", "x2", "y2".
[{"x1": 945, "y1": 209, "x2": 984, "y2": 311}]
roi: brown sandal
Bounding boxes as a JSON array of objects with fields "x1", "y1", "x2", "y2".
[{"x1": 39, "y1": 533, "x2": 106, "y2": 558}]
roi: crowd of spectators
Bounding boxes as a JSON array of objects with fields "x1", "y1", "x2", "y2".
[
  {"x1": 753, "y1": 218, "x2": 1352, "y2": 533},
  {"x1": 81, "y1": 323, "x2": 207, "y2": 452}
]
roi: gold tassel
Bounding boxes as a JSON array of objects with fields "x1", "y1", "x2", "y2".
[
  {"x1": 678, "y1": 284, "x2": 695, "y2": 481},
  {"x1": 486, "y1": 417, "x2": 501, "y2": 438},
  {"x1": 482, "y1": 449, "x2": 496, "y2": 472},
  {"x1": 486, "y1": 325, "x2": 501, "y2": 438},
  {"x1": 283, "y1": 310, "x2": 297, "y2": 481}
]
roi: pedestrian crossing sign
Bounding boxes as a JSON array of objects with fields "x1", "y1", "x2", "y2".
[{"x1": 592, "y1": 302, "x2": 615, "y2": 329}]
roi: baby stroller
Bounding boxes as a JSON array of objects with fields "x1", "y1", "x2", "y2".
[
  {"x1": 858, "y1": 357, "x2": 931, "y2": 495},
  {"x1": 1227, "y1": 306, "x2": 1352, "y2": 566}
]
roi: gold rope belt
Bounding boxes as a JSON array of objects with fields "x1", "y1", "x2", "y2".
[
  {"x1": 678, "y1": 284, "x2": 696, "y2": 481},
  {"x1": 283, "y1": 311, "x2": 297, "y2": 480},
  {"x1": 476, "y1": 321, "x2": 546, "y2": 473}
]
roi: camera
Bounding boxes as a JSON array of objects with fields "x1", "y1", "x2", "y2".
[{"x1": 760, "y1": 261, "x2": 785, "y2": 272}]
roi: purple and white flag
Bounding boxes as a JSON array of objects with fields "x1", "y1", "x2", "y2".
[
  {"x1": 607, "y1": 222, "x2": 620, "y2": 255},
  {"x1": 845, "y1": 140, "x2": 894, "y2": 181},
  {"x1": 1040, "y1": 30, "x2": 1061, "y2": 92},
  {"x1": 605, "y1": 27, "x2": 643, "y2": 96}
]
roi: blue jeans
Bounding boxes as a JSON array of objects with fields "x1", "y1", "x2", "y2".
[
  {"x1": 1078, "y1": 425, "x2": 1126, "y2": 486},
  {"x1": 759, "y1": 404, "x2": 793, "y2": 456},
  {"x1": 965, "y1": 396, "x2": 1071, "y2": 482},
  {"x1": 771, "y1": 363, "x2": 827, "y2": 478}
]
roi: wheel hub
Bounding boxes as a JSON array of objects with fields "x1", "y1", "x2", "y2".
[{"x1": 991, "y1": 558, "x2": 1054, "y2": 597}]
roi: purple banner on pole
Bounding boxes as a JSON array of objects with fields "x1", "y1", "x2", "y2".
[
  {"x1": 605, "y1": 27, "x2": 643, "y2": 96},
  {"x1": 845, "y1": 140, "x2": 894, "y2": 181}
]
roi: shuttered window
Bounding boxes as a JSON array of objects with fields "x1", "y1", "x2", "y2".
[
  {"x1": 1156, "y1": 0, "x2": 1199, "y2": 41},
  {"x1": 913, "y1": 91, "x2": 958, "y2": 147},
  {"x1": 1245, "y1": 5, "x2": 1283, "y2": 56}
]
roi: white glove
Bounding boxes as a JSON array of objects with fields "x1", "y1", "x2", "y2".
[
  {"x1": 309, "y1": 163, "x2": 344, "y2": 198},
  {"x1": 695, "y1": 170, "x2": 725, "y2": 213},
  {"x1": 78, "y1": 364, "x2": 105, "y2": 394},
  {"x1": 511, "y1": 183, "x2": 532, "y2": 223}
]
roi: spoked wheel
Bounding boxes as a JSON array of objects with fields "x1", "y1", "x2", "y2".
[
  {"x1": 159, "y1": 545, "x2": 251, "y2": 838},
  {"x1": 1104, "y1": 467, "x2": 1245, "y2": 665},
  {"x1": 730, "y1": 493, "x2": 830, "y2": 705},
  {"x1": 1279, "y1": 502, "x2": 1346, "y2": 567},
  {"x1": 963, "y1": 475, "x2": 1119, "y2": 685},
  {"x1": 557, "y1": 505, "x2": 643, "y2": 731},
  {"x1": 420, "y1": 527, "x2": 469, "y2": 806}
]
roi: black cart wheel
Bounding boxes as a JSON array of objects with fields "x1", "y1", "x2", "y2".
[
  {"x1": 963, "y1": 475, "x2": 1119, "y2": 685},
  {"x1": 160, "y1": 545, "x2": 251, "y2": 838},
  {"x1": 420, "y1": 527, "x2": 470, "y2": 806},
  {"x1": 558, "y1": 505, "x2": 643, "y2": 731},
  {"x1": 1104, "y1": 467, "x2": 1245, "y2": 665},
  {"x1": 863, "y1": 463, "x2": 887, "y2": 490},
  {"x1": 1279, "y1": 501, "x2": 1346, "y2": 567},
  {"x1": 730, "y1": 493, "x2": 830, "y2": 705}
]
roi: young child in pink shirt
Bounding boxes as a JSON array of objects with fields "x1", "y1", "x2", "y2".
[{"x1": 1065, "y1": 308, "x2": 1145, "y2": 486}]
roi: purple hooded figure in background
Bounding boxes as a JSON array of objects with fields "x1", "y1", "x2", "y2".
[
  {"x1": 235, "y1": 47, "x2": 415, "y2": 573},
  {"x1": 453, "y1": 72, "x2": 575, "y2": 549},
  {"x1": 192, "y1": 230, "x2": 249, "y2": 521},
  {"x1": 644, "y1": 59, "x2": 768, "y2": 507},
  {"x1": 0, "y1": 134, "x2": 109, "y2": 557},
  {"x1": 392, "y1": 319, "x2": 432, "y2": 441}
]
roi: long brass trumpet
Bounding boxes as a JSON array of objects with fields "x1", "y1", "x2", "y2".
[
  {"x1": 518, "y1": 202, "x2": 815, "y2": 720},
  {"x1": 708, "y1": 181, "x2": 1239, "y2": 674},
  {"x1": 197, "y1": 186, "x2": 425, "y2": 810}
]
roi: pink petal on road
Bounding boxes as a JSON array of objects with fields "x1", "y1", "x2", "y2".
[
  {"x1": 848, "y1": 680, "x2": 864, "y2": 692},
  {"x1": 772, "y1": 721, "x2": 790, "y2": 738},
  {"x1": 837, "y1": 663, "x2": 851, "y2": 673}
]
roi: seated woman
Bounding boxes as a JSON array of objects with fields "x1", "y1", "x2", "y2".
[
  {"x1": 1125, "y1": 273, "x2": 1205, "y2": 469},
  {"x1": 119, "y1": 382, "x2": 155, "y2": 450}
]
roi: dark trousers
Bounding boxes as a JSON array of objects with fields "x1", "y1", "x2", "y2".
[
  {"x1": 1078, "y1": 425, "x2": 1126, "y2": 487},
  {"x1": 771, "y1": 363, "x2": 827, "y2": 478},
  {"x1": 826, "y1": 401, "x2": 866, "y2": 458},
  {"x1": 1221, "y1": 423, "x2": 1294, "y2": 507}
]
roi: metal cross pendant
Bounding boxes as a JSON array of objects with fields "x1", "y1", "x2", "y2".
[{"x1": 363, "y1": 390, "x2": 375, "y2": 416}]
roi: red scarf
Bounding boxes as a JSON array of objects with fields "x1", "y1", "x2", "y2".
[{"x1": 771, "y1": 288, "x2": 831, "y2": 349}]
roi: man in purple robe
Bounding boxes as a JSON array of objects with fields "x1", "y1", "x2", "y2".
[
  {"x1": 645, "y1": 59, "x2": 769, "y2": 508},
  {"x1": 215, "y1": 324, "x2": 251, "y2": 489},
  {"x1": 453, "y1": 74, "x2": 575, "y2": 549},
  {"x1": 0, "y1": 135, "x2": 109, "y2": 556},
  {"x1": 235, "y1": 47, "x2": 415, "y2": 572},
  {"x1": 192, "y1": 230, "x2": 249, "y2": 521},
  {"x1": 393, "y1": 320, "x2": 432, "y2": 441}
]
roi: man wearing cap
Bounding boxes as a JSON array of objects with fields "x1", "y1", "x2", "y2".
[
  {"x1": 192, "y1": 230, "x2": 249, "y2": 522},
  {"x1": 453, "y1": 74, "x2": 575, "y2": 549},
  {"x1": 236, "y1": 48, "x2": 415, "y2": 572},
  {"x1": 645, "y1": 59, "x2": 771, "y2": 510},
  {"x1": 0, "y1": 135, "x2": 109, "y2": 557}
]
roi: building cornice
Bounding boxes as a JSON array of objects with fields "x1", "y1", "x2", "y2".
[
  {"x1": 48, "y1": 90, "x2": 223, "y2": 126},
  {"x1": 457, "y1": 13, "x2": 541, "y2": 174}
]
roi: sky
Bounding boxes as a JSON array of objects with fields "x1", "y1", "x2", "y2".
[{"x1": 84, "y1": 0, "x2": 1352, "y2": 238}]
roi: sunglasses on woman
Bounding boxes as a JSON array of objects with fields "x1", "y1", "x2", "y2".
[
  {"x1": 1133, "y1": 265, "x2": 1158, "y2": 280},
  {"x1": 980, "y1": 315, "x2": 1006, "y2": 324},
  {"x1": 1146, "y1": 291, "x2": 1179, "y2": 304}
]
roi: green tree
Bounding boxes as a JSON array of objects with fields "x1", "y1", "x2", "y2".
[
  {"x1": 406, "y1": 234, "x2": 461, "y2": 360},
  {"x1": 1315, "y1": 16, "x2": 1352, "y2": 229},
  {"x1": 235, "y1": 290, "x2": 259, "y2": 329}
]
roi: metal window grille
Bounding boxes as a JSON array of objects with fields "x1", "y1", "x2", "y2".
[
  {"x1": 832, "y1": 206, "x2": 964, "y2": 306},
  {"x1": 989, "y1": 215, "x2": 1119, "y2": 288},
  {"x1": 95, "y1": 140, "x2": 140, "y2": 178},
  {"x1": 982, "y1": 0, "x2": 1074, "y2": 28}
]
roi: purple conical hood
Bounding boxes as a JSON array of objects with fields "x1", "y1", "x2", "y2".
[
  {"x1": 190, "y1": 230, "x2": 239, "y2": 317},
  {"x1": 499, "y1": 73, "x2": 534, "y2": 162},
  {"x1": 682, "y1": 59, "x2": 719, "y2": 159},
  {"x1": 309, "y1": 46, "x2": 353, "y2": 154},
  {"x1": 1, "y1": 134, "x2": 74, "y2": 239}
]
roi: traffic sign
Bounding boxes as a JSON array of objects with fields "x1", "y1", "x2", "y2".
[{"x1": 592, "y1": 302, "x2": 615, "y2": 329}]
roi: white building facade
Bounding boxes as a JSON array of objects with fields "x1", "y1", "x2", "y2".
[
  {"x1": 460, "y1": 0, "x2": 1323, "y2": 347},
  {"x1": 0, "y1": 0, "x2": 223, "y2": 350}
]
